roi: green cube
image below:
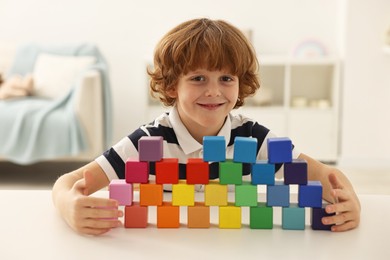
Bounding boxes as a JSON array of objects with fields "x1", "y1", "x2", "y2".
[
  {"x1": 235, "y1": 181, "x2": 258, "y2": 206},
  {"x1": 282, "y1": 204, "x2": 305, "y2": 230},
  {"x1": 250, "y1": 203, "x2": 273, "y2": 229},
  {"x1": 219, "y1": 160, "x2": 242, "y2": 185}
]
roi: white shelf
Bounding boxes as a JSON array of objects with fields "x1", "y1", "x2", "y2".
[{"x1": 245, "y1": 56, "x2": 340, "y2": 162}]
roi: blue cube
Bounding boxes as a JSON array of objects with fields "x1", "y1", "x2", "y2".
[
  {"x1": 298, "y1": 181, "x2": 323, "y2": 208},
  {"x1": 267, "y1": 137, "x2": 293, "y2": 163},
  {"x1": 203, "y1": 136, "x2": 226, "y2": 162},
  {"x1": 267, "y1": 181, "x2": 290, "y2": 207},
  {"x1": 251, "y1": 160, "x2": 275, "y2": 185},
  {"x1": 284, "y1": 159, "x2": 308, "y2": 185},
  {"x1": 233, "y1": 137, "x2": 257, "y2": 163},
  {"x1": 282, "y1": 204, "x2": 306, "y2": 230}
]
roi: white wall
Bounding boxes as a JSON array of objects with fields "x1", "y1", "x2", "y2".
[
  {"x1": 1, "y1": 0, "x2": 388, "y2": 166},
  {"x1": 340, "y1": 0, "x2": 390, "y2": 167}
]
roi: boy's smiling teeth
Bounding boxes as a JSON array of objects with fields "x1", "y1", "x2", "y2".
[{"x1": 199, "y1": 103, "x2": 223, "y2": 108}]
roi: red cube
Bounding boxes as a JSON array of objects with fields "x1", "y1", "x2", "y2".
[
  {"x1": 155, "y1": 158, "x2": 179, "y2": 184},
  {"x1": 125, "y1": 202, "x2": 148, "y2": 228},
  {"x1": 186, "y1": 158, "x2": 209, "y2": 184}
]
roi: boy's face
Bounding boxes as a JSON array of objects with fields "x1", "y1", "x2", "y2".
[{"x1": 168, "y1": 69, "x2": 239, "y2": 137}]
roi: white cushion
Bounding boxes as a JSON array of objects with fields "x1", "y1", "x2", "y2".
[{"x1": 33, "y1": 53, "x2": 96, "y2": 99}]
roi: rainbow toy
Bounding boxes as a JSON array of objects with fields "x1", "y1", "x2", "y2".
[{"x1": 109, "y1": 136, "x2": 334, "y2": 230}]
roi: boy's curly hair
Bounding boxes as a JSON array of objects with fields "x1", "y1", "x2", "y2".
[{"x1": 148, "y1": 18, "x2": 260, "y2": 108}]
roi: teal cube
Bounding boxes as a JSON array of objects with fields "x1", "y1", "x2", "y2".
[
  {"x1": 250, "y1": 203, "x2": 273, "y2": 229},
  {"x1": 203, "y1": 136, "x2": 226, "y2": 162},
  {"x1": 219, "y1": 160, "x2": 242, "y2": 185},
  {"x1": 282, "y1": 204, "x2": 305, "y2": 230},
  {"x1": 235, "y1": 181, "x2": 258, "y2": 206},
  {"x1": 233, "y1": 137, "x2": 257, "y2": 163},
  {"x1": 251, "y1": 160, "x2": 275, "y2": 185}
]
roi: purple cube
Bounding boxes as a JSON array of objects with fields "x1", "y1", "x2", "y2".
[
  {"x1": 311, "y1": 207, "x2": 335, "y2": 231},
  {"x1": 284, "y1": 159, "x2": 308, "y2": 185},
  {"x1": 109, "y1": 179, "x2": 133, "y2": 206},
  {"x1": 138, "y1": 136, "x2": 163, "y2": 162}
]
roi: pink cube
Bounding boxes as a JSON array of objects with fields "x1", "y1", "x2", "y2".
[
  {"x1": 138, "y1": 136, "x2": 163, "y2": 162},
  {"x1": 109, "y1": 179, "x2": 133, "y2": 206},
  {"x1": 125, "y1": 158, "x2": 149, "y2": 184}
]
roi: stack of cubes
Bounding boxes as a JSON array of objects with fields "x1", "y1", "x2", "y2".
[{"x1": 109, "y1": 135, "x2": 334, "y2": 230}]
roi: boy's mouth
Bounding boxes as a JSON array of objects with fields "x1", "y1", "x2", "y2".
[{"x1": 197, "y1": 103, "x2": 225, "y2": 109}]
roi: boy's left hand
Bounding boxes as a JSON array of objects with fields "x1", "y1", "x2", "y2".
[{"x1": 322, "y1": 173, "x2": 361, "y2": 232}]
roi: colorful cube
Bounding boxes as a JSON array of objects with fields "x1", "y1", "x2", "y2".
[
  {"x1": 298, "y1": 181, "x2": 323, "y2": 208},
  {"x1": 282, "y1": 204, "x2": 305, "y2": 230},
  {"x1": 251, "y1": 160, "x2": 275, "y2": 185},
  {"x1": 284, "y1": 159, "x2": 308, "y2": 185},
  {"x1": 109, "y1": 179, "x2": 133, "y2": 206},
  {"x1": 205, "y1": 181, "x2": 228, "y2": 206},
  {"x1": 203, "y1": 136, "x2": 226, "y2": 162},
  {"x1": 155, "y1": 158, "x2": 179, "y2": 184},
  {"x1": 186, "y1": 158, "x2": 209, "y2": 184},
  {"x1": 267, "y1": 137, "x2": 293, "y2": 163},
  {"x1": 138, "y1": 136, "x2": 163, "y2": 162},
  {"x1": 219, "y1": 160, "x2": 242, "y2": 185},
  {"x1": 233, "y1": 136, "x2": 257, "y2": 163},
  {"x1": 235, "y1": 181, "x2": 258, "y2": 206},
  {"x1": 139, "y1": 182, "x2": 163, "y2": 206},
  {"x1": 172, "y1": 181, "x2": 195, "y2": 206},
  {"x1": 267, "y1": 181, "x2": 290, "y2": 207},
  {"x1": 125, "y1": 158, "x2": 149, "y2": 184},
  {"x1": 157, "y1": 202, "x2": 180, "y2": 228},
  {"x1": 219, "y1": 204, "x2": 242, "y2": 229},
  {"x1": 250, "y1": 203, "x2": 273, "y2": 229},
  {"x1": 124, "y1": 202, "x2": 148, "y2": 228},
  {"x1": 311, "y1": 206, "x2": 335, "y2": 231},
  {"x1": 187, "y1": 202, "x2": 210, "y2": 228}
]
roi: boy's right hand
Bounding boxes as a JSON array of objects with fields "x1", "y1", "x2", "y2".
[{"x1": 65, "y1": 170, "x2": 123, "y2": 235}]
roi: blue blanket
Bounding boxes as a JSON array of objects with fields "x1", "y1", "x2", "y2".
[{"x1": 0, "y1": 43, "x2": 112, "y2": 164}]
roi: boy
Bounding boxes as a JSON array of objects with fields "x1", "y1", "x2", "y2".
[{"x1": 52, "y1": 18, "x2": 360, "y2": 235}]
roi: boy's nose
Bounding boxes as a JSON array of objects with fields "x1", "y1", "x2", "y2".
[{"x1": 205, "y1": 82, "x2": 221, "y2": 97}]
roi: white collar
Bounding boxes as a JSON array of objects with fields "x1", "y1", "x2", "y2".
[{"x1": 169, "y1": 105, "x2": 232, "y2": 155}]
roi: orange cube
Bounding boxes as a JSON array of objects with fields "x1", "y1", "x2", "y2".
[
  {"x1": 157, "y1": 202, "x2": 180, "y2": 228},
  {"x1": 139, "y1": 182, "x2": 163, "y2": 206},
  {"x1": 187, "y1": 202, "x2": 210, "y2": 228},
  {"x1": 124, "y1": 202, "x2": 148, "y2": 228}
]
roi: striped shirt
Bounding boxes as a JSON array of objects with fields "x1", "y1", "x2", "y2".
[{"x1": 95, "y1": 106, "x2": 300, "y2": 181}]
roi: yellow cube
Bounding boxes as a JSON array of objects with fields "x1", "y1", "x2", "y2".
[
  {"x1": 205, "y1": 181, "x2": 228, "y2": 206},
  {"x1": 219, "y1": 204, "x2": 242, "y2": 229},
  {"x1": 172, "y1": 181, "x2": 195, "y2": 206}
]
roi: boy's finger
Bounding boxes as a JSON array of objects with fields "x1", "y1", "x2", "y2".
[
  {"x1": 84, "y1": 219, "x2": 122, "y2": 229},
  {"x1": 81, "y1": 197, "x2": 119, "y2": 210},
  {"x1": 325, "y1": 200, "x2": 350, "y2": 214},
  {"x1": 84, "y1": 207, "x2": 123, "y2": 219},
  {"x1": 80, "y1": 227, "x2": 112, "y2": 236},
  {"x1": 323, "y1": 211, "x2": 354, "y2": 225},
  {"x1": 331, "y1": 221, "x2": 358, "y2": 232}
]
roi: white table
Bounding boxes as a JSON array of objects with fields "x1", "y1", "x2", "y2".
[{"x1": 0, "y1": 190, "x2": 388, "y2": 260}]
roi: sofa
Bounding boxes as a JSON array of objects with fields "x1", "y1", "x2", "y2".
[{"x1": 0, "y1": 43, "x2": 111, "y2": 164}]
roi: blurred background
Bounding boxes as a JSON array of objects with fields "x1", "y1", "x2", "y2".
[{"x1": 0, "y1": 0, "x2": 389, "y2": 190}]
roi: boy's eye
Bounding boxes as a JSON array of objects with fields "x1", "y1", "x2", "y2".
[
  {"x1": 191, "y1": 76, "x2": 205, "y2": 81},
  {"x1": 221, "y1": 76, "x2": 234, "y2": 82}
]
